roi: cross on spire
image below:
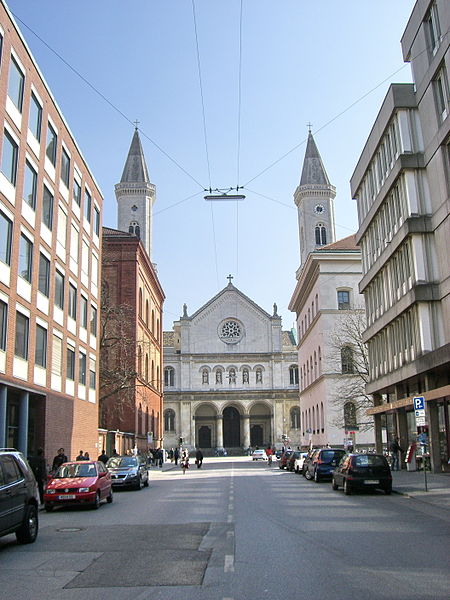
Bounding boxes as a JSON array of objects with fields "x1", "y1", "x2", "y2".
[
  {"x1": 307, "y1": 121, "x2": 313, "y2": 133},
  {"x1": 133, "y1": 119, "x2": 140, "y2": 130},
  {"x1": 227, "y1": 274, "x2": 234, "y2": 285}
]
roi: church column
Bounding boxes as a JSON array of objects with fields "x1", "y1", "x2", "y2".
[
  {"x1": 216, "y1": 415, "x2": 223, "y2": 449},
  {"x1": 242, "y1": 415, "x2": 250, "y2": 449}
]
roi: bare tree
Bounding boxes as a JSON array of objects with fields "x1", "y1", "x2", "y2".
[{"x1": 328, "y1": 310, "x2": 374, "y2": 432}]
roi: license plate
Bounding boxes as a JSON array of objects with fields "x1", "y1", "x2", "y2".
[
  {"x1": 363, "y1": 480, "x2": 379, "y2": 485},
  {"x1": 58, "y1": 494, "x2": 76, "y2": 500}
]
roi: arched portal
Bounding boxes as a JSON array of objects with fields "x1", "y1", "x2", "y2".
[
  {"x1": 195, "y1": 404, "x2": 216, "y2": 448},
  {"x1": 223, "y1": 406, "x2": 241, "y2": 447},
  {"x1": 198, "y1": 426, "x2": 212, "y2": 448},
  {"x1": 250, "y1": 424, "x2": 263, "y2": 447},
  {"x1": 249, "y1": 403, "x2": 271, "y2": 447}
]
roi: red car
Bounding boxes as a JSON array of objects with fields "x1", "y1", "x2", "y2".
[{"x1": 44, "y1": 461, "x2": 113, "y2": 511}]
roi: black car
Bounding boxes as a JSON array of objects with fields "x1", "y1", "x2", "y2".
[
  {"x1": 0, "y1": 448, "x2": 39, "y2": 544},
  {"x1": 106, "y1": 455, "x2": 149, "y2": 490},
  {"x1": 332, "y1": 453, "x2": 392, "y2": 495},
  {"x1": 304, "y1": 448, "x2": 346, "y2": 482}
]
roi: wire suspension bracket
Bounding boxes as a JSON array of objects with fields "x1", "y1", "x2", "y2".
[{"x1": 204, "y1": 186, "x2": 245, "y2": 201}]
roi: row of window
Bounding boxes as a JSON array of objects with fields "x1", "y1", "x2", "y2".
[
  {"x1": 138, "y1": 288, "x2": 160, "y2": 341},
  {"x1": 301, "y1": 402, "x2": 325, "y2": 436},
  {"x1": 299, "y1": 290, "x2": 352, "y2": 342},
  {"x1": 0, "y1": 299, "x2": 95, "y2": 388},
  {"x1": 300, "y1": 347, "x2": 322, "y2": 390},
  {"x1": 164, "y1": 365, "x2": 298, "y2": 388},
  {"x1": 364, "y1": 239, "x2": 413, "y2": 327},
  {"x1": 137, "y1": 347, "x2": 161, "y2": 392},
  {"x1": 367, "y1": 305, "x2": 420, "y2": 381}
]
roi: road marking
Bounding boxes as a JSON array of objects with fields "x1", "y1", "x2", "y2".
[
  {"x1": 227, "y1": 514, "x2": 233, "y2": 522},
  {"x1": 228, "y1": 503, "x2": 233, "y2": 511},
  {"x1": 227, "y1": 530, "x2": 234, "y2": 538},
  {"x1": 224, "y1": 554, "x2": 235, "y2": 572}
]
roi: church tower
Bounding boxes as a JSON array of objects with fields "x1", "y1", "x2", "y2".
[
  {"x1": 294, "y1": 131, "x2": 336, "y2": 267},
  {"x1": 115, "y1": 128, "x2": 156, "y2": 259}
]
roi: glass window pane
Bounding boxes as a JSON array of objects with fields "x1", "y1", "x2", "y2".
[
  {"x1": 67, "y1": 347, "x2": 75, "y2": 380},
  {"x1": 1, "y1": 129, "x2": 18, "y2": 185},
  {"x1": 38, "y1": 253, "x2": 50, "y2": 296},
  {"x1": 0, "y1": 210, "x2": 13, "y2": 265},
  {"x1": 29, "y1": 93, "x2": 42, "y2": 141},
  {"x1": 73, "y1": 179, "x2": 81, "y2": 206},
  {"x1": 84, "y1": 189, "x2": 91, "y2": 222},
  {"x1": 61, "y1": 148, "x2": 70, "y2": 187},
  {"x1": 8, "y1": 56, "x2": 24, "y2": 111},
  {"x1": 18, "y1": 234, "x2": 33, "y2": 282},
  {"x1": 42, "y1": 185, "x2": 53, "y2": 230},
  {"x1": 35, "y1": 324, "x2": 47, "y2": 367},
  {"x1": 79, "y1": 352, "x2": 86, "y2": 384},
  {"x1": 55, "y1": 271, "x2": 64, "y2": 309},
  {"x1": 23, "y1": 161, "x2": 37, "y2": 209},
  {"x1": 80, "y1": 296, "x2": 88, "y2": 328},
  {"x1": 69, "y1": 284, "x2": 77, "y2": 319},
  {"x1": 0, "y1": 300, "x2": 7, "y2": 351},
  {"x1": 15, "y1": 312, "x2": 29, "y2": 359},
  {"x1": 46, "y1": 123, "x2": 57, "y2": 165}
]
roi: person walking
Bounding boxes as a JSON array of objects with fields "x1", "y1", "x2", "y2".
[
  {"x1": 181, "y1": 450, "x2": 189, "y2": 474},
  {"x1": 52, "y1": 448, "x2": 68, "y2": 472},
  {"x1": 195, "y1": 448, "x2": 203, "y2": 469},
  {"x1": 29, "y1": 448, "x2": 47, "y2": 504},
  {"x1": 98, "y1": 450, "x2": 109, "y2": 464},
  {"x1": 174, "y1": 447, "x2": 179, "y2": 465},
  {"x1": 389, "y1": 437, "x2": 403, "y2": 471},
  {"x1": 266, "y1": 446, "x2": 273, "y2": 466},
  {"x1": 75, "y1": 450, "x2": 84, "y2": 461}
]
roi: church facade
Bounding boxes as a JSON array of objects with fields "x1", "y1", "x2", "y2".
[{"x1": 163, "y1": 281, "x2": 300, "y2": 452}]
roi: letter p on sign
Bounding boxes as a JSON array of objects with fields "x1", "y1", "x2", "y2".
[{"x1": 413, "y1": 396, "x2": 425, "y2": 411}]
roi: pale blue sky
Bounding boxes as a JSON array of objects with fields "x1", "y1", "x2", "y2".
[{"x1": 8, "y1": 0, "x2": 416, "y2": 330}]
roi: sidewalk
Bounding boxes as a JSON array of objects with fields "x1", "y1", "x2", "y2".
[{"x1": 391, "y1": 469, "x2": 450, "y2": 510}]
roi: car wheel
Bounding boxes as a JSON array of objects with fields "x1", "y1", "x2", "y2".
[
  {"x1": 134, "y1": 477, "x2": 142, "y2": 490},
  {"x1": 304, "y1": 469, "x2": 312, "y2": 480},
  {"x1": 92, "y1": 492, "x2": 101, "y2": 509},
  {"x1": 314, "y1": 470, "x2": 320, "y2": 483},
  {"x1": 384, "y1": 487, "x2": 392, "y2": 495},
  {"x1": 295, "y1": 466, "x2": 299, "y2": 474},
  {"x1": 15, "y1": 504, "x2": 38, "y2": 544},
  {"x1": 106, "y1": 489, "x2": 113, "y2": 503},
  {"x1": 44, "y1": 504, "x2": 54, "y2": 512},
  {"x1": 332, "y1": 477, "x2": 339, "y2": 491},
  {"x1": 344, "y1": 479, "x2": 352, "y2": 495},
  {"x1": 143, "y1": 477, "x2": 149, "y2": 487}
]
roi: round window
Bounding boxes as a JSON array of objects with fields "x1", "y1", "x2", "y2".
[{"x1": 218, "y1": 319, "x2": 243, "y2": 344}]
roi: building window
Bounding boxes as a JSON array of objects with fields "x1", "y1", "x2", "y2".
[
  {"x1": 46, "y1": 122, "x2": 57, "y2": 166},
  {"x1": 425, "y1": 2, "x2": 441, "y2": 57},
  {"x1": 0, "y1": 300, "x2": 7, "y2": 351},
  {"x1": 67, "y1": 347, "x2": 75, "y2": 380},
  {"x1": 1, "y1": 129, "x2": 19, "y2": 185},
  {"x1": 0, "y1": 210, "x2": 13, "y2": 265},
  {"x1": 80, "y1": 296, "x2": 88, "y2": 329},
  {"x1": 164, "y1": 366, "x2": 175, "y2": 387},
  {"x1": 215, "y1": 369, "x2": 223, "y2": 384},
  {"x1": 93, "y1": 205, "x2": 100, "y2": 235},
  {"x1": 290, "y1": 406, "x2": 300, "y2": 429},
  {"x1": 68, "y1": 283, "x2": 77, "y2": 319},
  {"x1": 256, "y1": 368, "x2": 263, "y2": 383},
  {"x1": 18, "y1": 234, "x2": 33, "y2": 282},
  {"x1": 337, "y1": 290, "x2": 350, "y2": 310},
  {"x1": 54, "y1": 271, "x2": 64, "y2": 310},
  {"x1": 79, "y1": 352, "x2": 86, "y2": 385},
  {"x1": 202, "y1": 368, "x2": 209, "y2": 384},
  {"x1": 8, "y1": 55, "x2": 24, "y2": 111},
  {"x1": 35, "y1": 324, "x2": 47, "y2": 368},
  {"x1": 341, "y1": 346, "x2": 354, "y2": 374},
  {"x1": 42, "y1": 185, "x2": 53, "y2": 230},
  {"x1": 38, "y1": 253, "x2": 50, "y2": 297},
  {"x1": 90, "y1": 305, "x2": 97, "y2": 337},
  {"x1": 73, "y1": 179, "x2": 81, "y2": 206},
  {"x1": 23, "y1": 161, "x2": 37, "y2": 209},
  {"x1": 15, "y1": 312, "x2": 29, "y2": 359},
  {"x1": 315, "y1": 223, "x2": 327, "y2": 246},
  {"x1": 344, "y1": 402, "x2": 357, "y2": 430},
  {"x1": 433, "y1": 65, "x2": 450, "y2": 123},
  {"x1": 29, "y1": 93, "x2": 42, "y2": 141},
  {"x1": 84, "y1": 189, "x2": 91, "y2": 222},
  {"x1": 164, "y1": 409, "x2": 175, "y2": 432},
  {"x1": 229, "y1": 368, "x2": 236, "y2": 384},
  {"x1": 89, "y1": 358, "x2": 96, "y2": 389},
  {"x1": 138, "y1": 288, "x2": 143, "y2": 317},
  {"x1": 60, "y1": 147, "x2": 70, "y2": 188},
  {"x1": 289, "y1": 365, "x2": 299, "y2": 385}
]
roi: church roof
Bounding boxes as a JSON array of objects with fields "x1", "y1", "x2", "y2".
[
  {"x1": 120, "y1": 129, "x2": 151, "y2": 184},
  {"x1": 102, "y1": 226, "x2": 136, "y2": 238},
  {"x1": 318, "y1": 233, "x2": 359, "y2": 251},
  {"x1": 299, "y1": 132, "x2": 331, "y2": 186}
]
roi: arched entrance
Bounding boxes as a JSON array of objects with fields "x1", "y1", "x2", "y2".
[
  {"x1": 223, "y1": 406, "x2": 241, "y2": 447},
  {"x1": 198, "y1": 426, "x2": 212, "y2": 448},
  {"x1": 250, "y1": 424, "x2": 263, "y2": 447},
  {"x1": 249, "y1": 403, "x2": 271, "y2": 447}
]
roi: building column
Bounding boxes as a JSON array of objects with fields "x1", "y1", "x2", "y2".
[
  {"x1": 242, "y1": 415, "x2": 250, "y2": 449},
  {"x1": 18, "y1": 391, "x2": 29, "y2": 456},
  {"x1": 428, "y1": 401, "x2": 441, "y2": 474},
  {"x1": 0, "y1": 385, "x2": 7, "y2": 448},
  {"x1": 396, "y1": 407, "x2": 408, "y2": 469},
  {"x1": 215, "y1": 415, "x2": 223, "y2": 449},
  {"x1": 372, "y1": 394, "x2": 383, "y2": 454}
]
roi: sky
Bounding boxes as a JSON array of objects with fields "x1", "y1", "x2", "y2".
[{"x1": 7, "y1": 0, "x2": 416, "y2": 331}]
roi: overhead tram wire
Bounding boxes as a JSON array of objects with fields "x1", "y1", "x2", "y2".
[{"x1": 11, "y1": 11, "x2": 207, "y2": 192}]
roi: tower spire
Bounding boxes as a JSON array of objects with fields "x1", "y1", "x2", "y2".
[
  {"x1": 299, "y1": 131, "x2": 331, "y2": 186},
  {"x1": 120, "y1": 128, "x2": 150, "y2": 184}
]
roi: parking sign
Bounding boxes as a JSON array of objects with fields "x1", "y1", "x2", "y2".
[{"x1": 413, "y1": 396, "x2": 425, "y2": 411}]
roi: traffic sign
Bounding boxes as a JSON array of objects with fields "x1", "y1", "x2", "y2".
[
  {"x1": 413, "y1": 396, "x2": 425, "y2": 411},
  {"x1": 416, "y1": 416, "x2": 426, "y2": 426},
  {"x1": 415, "y1": 409, "x2": 425, "y2": 418}
]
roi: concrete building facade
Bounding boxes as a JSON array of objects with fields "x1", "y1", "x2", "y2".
[
  {"x1": 0, "y1": 1, "x2": 103, "y2": 460},
  {"x1": 350, "y1": 0, "x2": 450, "y2": 471}
]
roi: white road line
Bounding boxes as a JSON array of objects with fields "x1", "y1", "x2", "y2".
[
  {"x1": 227, "y1": 514, "x2": 233, "y2": 522},
  {"x1": 224, "y1": 554, "x2": 235, "y2": 572}
]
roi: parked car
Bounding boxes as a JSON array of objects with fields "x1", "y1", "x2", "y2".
[
  {"x1": 44, "y1": 461, "x2": 113, "y2": 510},
  {"x1": 332, "y1": 453, "x2": 392, "y2": 495},
  {"x1": 279, "y1": 449, "x2": 294, "y2": 469},
  {"x1": 304, "y1": 448, "x2": 346, "y2": 482},
  {"x1": 0, "y1": 448, "x2": 39, "y2": 544},
  {"x1": 301, "y1": 449, "x2": 319, "y2": 476},
  {"x1": 252, "y1": 449, "x2": 267, "y2": 461},
  {"x1": 286, "y1": 450, "x2": 302, "y2": 471},
  {"x1": 106, "y1": 455, "x2": 149, "y2": 489},
  {"x1": 294, "y1": 452, "x2": 309, "y2": 474}
]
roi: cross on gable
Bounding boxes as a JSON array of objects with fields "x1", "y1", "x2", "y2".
[{"x1": 227, "y1": 274, "x2": 233, "y2": 284}]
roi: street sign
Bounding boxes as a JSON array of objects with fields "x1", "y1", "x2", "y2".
[
  {"x1": 416, "y1": 416, "x2": 426, "y2": 426},
  {"x1": 413, "y1": 396, "x2": 425, "y2": 411},
  {"x1": 415, "y1": 409, "x2": 425, "y2": 418}
]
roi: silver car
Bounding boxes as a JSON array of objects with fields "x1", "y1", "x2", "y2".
[{"x1": 106, "y1": 456, "x2": 149, "y2": 490}]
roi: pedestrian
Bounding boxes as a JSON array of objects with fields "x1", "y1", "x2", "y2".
[
  {"x1": 29, "y1": 448, "x2": 47, "y2": 504},
  {"x1": 389, "y1": 437, "x2": 403, "y2": 471},
  {"x1": 174, "y1": 447, "x2": 179, "y2": 465},
  {"x1": 75, "y1": 450, "x2": 84, "y2": 461},
  {"x1": 112, "y1": 448, "x2": 119, "y2": 457},
  {"x1": 52, "y1": 447, "x2": 68, "y2": 472},
  {"x1": 181, "y1": 450, "x2": 189, "y2": 474},
  {"x1": 195, "y1": 448, "x2": 203, "y2": 469},
  {"x1": 83, "y1": 451, "x2": 90, "y2": 460},
  {"x1": 156, "y1": 448, "x2": 163, "y2": 467},
  {"x1": 266, "y1": 446, "x2": 273, "y2": 466},
  {"x1": 98, "y1": 449, "x2": 109, "y2": 464}
]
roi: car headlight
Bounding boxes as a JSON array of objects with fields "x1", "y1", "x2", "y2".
[
  {"x1": 78, "y1": 487, "x2": 90, "y2": 493},
  {"x1": 46, "y1": 489, "x2": 56, "y2": 494}
]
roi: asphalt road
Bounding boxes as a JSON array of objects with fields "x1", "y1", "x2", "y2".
[{"x1": 0, "y1": 457, "x2": 449, "y2": 600}]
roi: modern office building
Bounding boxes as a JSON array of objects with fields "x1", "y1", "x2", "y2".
[
  {"x1": 0, "y1": 1, "x2": 103, "y2": 459},
  {"x1": 350, "y1": 0, "x2": 449, "y2": 471}
]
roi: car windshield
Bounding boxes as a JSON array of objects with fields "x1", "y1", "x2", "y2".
[
  {"x1": 354, "y1": 455, "x2": 387, "y2": 468},
  {"x1": 107, "y1": 457, "x2": 137, "y2": 468},
  {"x1": 54, "y1": 463, "x2": 97, "y2": 478}
]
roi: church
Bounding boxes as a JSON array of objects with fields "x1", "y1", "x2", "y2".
[{"x1": 163, "y1": 279, "x2": 300, "y2": 452}]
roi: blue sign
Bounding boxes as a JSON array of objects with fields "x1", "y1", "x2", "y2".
[
  {"x1": 418, "y1": 433, "x2": 428, "y2": 446},
  {"x1": 413, "y1": 396, "x2": 425, "y2": 411}
]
